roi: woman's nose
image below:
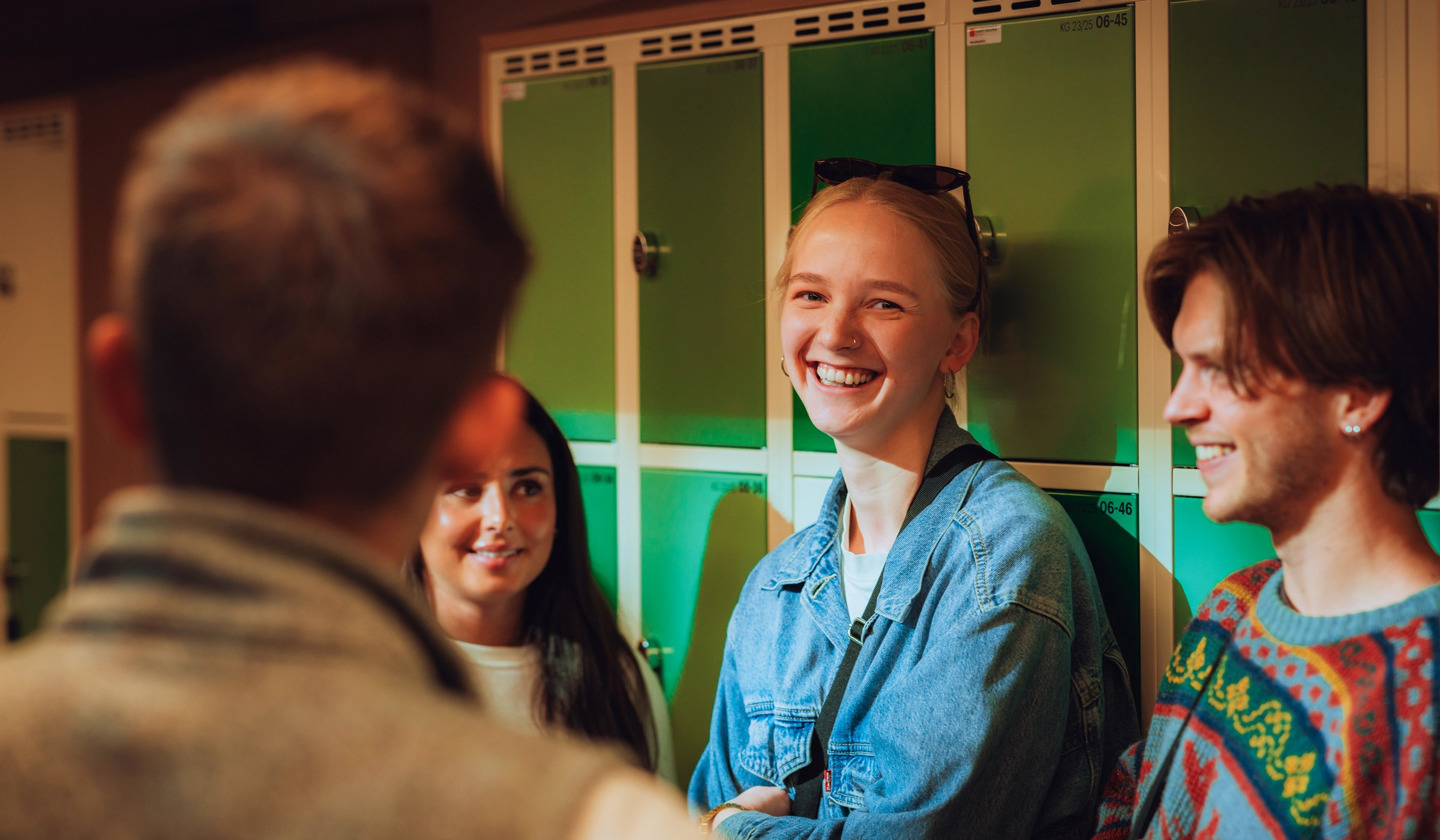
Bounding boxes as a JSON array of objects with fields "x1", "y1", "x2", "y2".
[
  {"x1": 479, "y1": 485, "x2": 512, "y2": 532},
  {"x1": 819, "y1": 311, "x2": 860, "y2": 351}
]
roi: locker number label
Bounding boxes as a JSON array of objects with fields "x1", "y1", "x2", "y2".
[
  {"x1": 966, "y1": 25, "x2": 1001, "y2": 46},
  {"x1": 1058, "y1": 11, "x2": 1129, "y2": 33}
]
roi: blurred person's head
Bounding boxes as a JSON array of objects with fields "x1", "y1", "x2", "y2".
[
  {"x1": 1149, "y1": 185, "x2": 1438, "y2": 529},
  {"x1": 92, "y1": 57, "x2": 528, "y2": 524}
]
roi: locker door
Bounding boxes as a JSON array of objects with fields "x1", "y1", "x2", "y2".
[
  {"x1": 6, "y1": 437, "x2": 68, "y2": 640},
  {"x1": 1172, "y1": 496, "x2": 1274, "y2": 632},
  {"x1": 964, "y1": 8, "x2": 1138, "y2": 465},
  {"x1": 578, "y1": 465, "x2": 619, "y2": 609},
  {"x1": 640, "y1": 469, "x2": 766, "y2": 785},
  {"x1": 789, "y1": 32, "x2": 938, "y2": 454},
  {"x1": 502, "y1": 71, "x2": 616, "y2": 442},
  {"x1": 1051, "y1": 490, "x2": 1140, "y2": 707},
  {"x1": 1169, "y1": 0, "x2": 1366, "y2": 466},
  {"x1": 637, "y1": 55, "x2": 766, "y2": 448}
]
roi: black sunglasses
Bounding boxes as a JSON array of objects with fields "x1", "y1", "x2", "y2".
[{"x1": 811, "y1": 157, "x2": 986, "y2": 273}]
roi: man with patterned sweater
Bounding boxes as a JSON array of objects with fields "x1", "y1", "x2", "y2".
[{"x1": 1094, "y1": 185, "x2": 1440, "y2": 839}]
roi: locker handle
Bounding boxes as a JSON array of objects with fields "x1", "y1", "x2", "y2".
[
  {"x1": 633, "y1": 231, "x2": 660, "y2": 277},
  {"x1": 975, "y1": 216, "x2": 1003, "y2": 266},
  {"x1": 1169, "y1": 206, "x2": 1201, "y2": 237},
  {"x1": 637, "y1": 636, "x2": 664, "y2": 678}
]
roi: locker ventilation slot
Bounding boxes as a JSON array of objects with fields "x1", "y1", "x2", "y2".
[
  {"x1": 794, "y1": 2, "x2": 926, "y2": 39},
  {"x1": 638, "y1": 23, "x2": 761, "y2": 57},
  {"x1": 967, "y1": 0, "x2": 1107, "y2": 17},
  {"x1": 2, "y1": 113, "x2": 65, "y2": 147},
  {"x1": 504, "y1": 43, "x2": 607, "y2": 75}
]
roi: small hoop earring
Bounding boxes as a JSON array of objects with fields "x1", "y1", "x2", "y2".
[
  {"x1": 943, "y1": 372, "x2": 957, "y2": 401},
  {"x1": 780, "y1": 356, "x2": 789, "y2": 377}
]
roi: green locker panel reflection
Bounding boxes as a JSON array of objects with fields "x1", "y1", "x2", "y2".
[
  {"x1": 578, "y1": 466, "x2": 618, "y2": 609},
  {"x1": 965, "y1": 9, "x2": 1137, "y2": 465},
  {"x1": 6, "y1": 438, "x2": 69, "y2": 639},
  {"x1": 637, "y1": 55, "x2": 766, "y2": 448},
  {"x1": 641, "y1": 468, "x2": 766, "y2": 784},
  {"x1": 1170, "y1": 0, "x2": 1366, "y2": 466},
  {"x1": 502, "y1": 71, "x2": 616, "y2": 442},
  {"x1": 1176, "y1": 500, "x2": 1440, "y2": 634},
  {"x1": 1050, "y1": 491, "x2": 1140, "y2": 707},
  {"x1": 789, "y1": 32, "x2": 937, "y2": 453}
]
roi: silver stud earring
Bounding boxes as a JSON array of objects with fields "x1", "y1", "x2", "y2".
[{"x1": 1343, "y1": 424, "x2": 1362, "y2": 437}]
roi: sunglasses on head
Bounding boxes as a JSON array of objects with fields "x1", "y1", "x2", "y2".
[{"x1": 810, "y1": 157, "x2": 986, "y2": 271}]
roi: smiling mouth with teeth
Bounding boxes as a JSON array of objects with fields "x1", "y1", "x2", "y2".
[
  {"x1": 1194, "y1": 444, "x2": 1235, "y2": 463},
  {"x1": 815, "y1": 361, "x2": 877, "y2": 387}
]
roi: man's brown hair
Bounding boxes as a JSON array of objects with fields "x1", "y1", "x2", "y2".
[
  {"x1": 1146, "y1": 184, "x2": 1438, "y2": 508},
  {"x1": 115, "y1": 58, "x2": 528, "y2": 508}
]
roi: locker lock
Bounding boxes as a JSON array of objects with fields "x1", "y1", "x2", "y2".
[
  {"x1": 1169, "y1": 206, "x2": 1201, "y2": 237},
  {"x1": 974, "y1": 216, "x2": 1003, "y2": 266},
  {"x1": 633, "y1": 231, "x2": 660, "y2": 277}
]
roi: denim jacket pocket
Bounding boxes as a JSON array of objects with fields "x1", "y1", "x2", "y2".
[
  {"x1": 739, "y1": 702, "x2": 814, "y2": 785},
  {"x1": 826, "y1": 747, "x2": 879, "y2": 812},
  {"x1": 1055, "y1": 664, "x2": 1103, "y2": 806}
]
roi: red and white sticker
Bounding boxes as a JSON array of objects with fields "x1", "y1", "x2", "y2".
[
  {"x1": 966, "y1": 24, "x2": 1002, "y2": 45},
  {"x1": 500, "y1": 82, "x2": 527, "y2": 102}
]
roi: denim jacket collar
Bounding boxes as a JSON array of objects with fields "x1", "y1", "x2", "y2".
[{"x1": 770, "y1": 408, "x2": 984, "y2": 624}]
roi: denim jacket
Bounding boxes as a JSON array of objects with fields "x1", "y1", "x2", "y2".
[{"x1": 690, "y1": 412, "x2": 1139, "y2": 839}]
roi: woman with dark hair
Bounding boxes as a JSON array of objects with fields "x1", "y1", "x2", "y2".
[{"x1": 409, "y1": 385, "x2": 674, "y2": 780}]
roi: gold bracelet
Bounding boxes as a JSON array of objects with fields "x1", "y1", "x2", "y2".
[{"x1": 698, "y1": 801, "x2": 748, "y2": 834}]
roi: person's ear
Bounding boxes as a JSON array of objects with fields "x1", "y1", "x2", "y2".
[
  {"x1": 87, "y1": 313, "x2": 149, "y2": 447},
  {"x1": 435, "y1": 373, "x2": 526, "y2": 481},
  {"x1": 940, "y1": 312, "x2": 981, "y2": 375},
  {"x1": 1336, "y1": 382, "x2": 1392, "y2": 440}
]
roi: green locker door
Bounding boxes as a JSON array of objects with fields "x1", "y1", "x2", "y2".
[
  {"x1": 1169, "y1": 0, "x2": 1366, "y2": 466},
  {"x1": 965, "y1": 8, "x2": 1138, "y2": 465},
  {"x1": 1050, "y1": 491, "x2": 1140, "y2": 707},
  {"x1": 502, "y1": 71, "x2": 616, "y2": 442},
  {"x1": 578, "y1": 465, "x2": 619, "y2": 609},
  {"x1": 789, "y1": 32, "x2": 937, "y2": 454},
  {"x1": 6, "y1": 437, "x2": 69, "y2": 639},
  {"x1": 640, "y1": 468, "x2": 766, "y2": 785},
  {"x1": 1173, "y1": 496, "x2": 1274, "y2": 633},
  {"x1": 637, "y1": 55, "x2": 766, "y2": 448}
]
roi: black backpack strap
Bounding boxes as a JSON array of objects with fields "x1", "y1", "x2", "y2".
[{"x1": 791, "y1": 443, "x2": 994, "y2": 818}]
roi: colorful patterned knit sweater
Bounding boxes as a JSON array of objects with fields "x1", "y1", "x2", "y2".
[{"x1": 1093, "y1": 560, "x2": 1440, "y2": 839}]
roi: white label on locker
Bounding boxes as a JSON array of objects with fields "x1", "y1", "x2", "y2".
[
  {"x1": 966, "y1": 25, "x2": 1002, "y2": 46},
  {"x1": 501, "y1": 82, "x2": 527, "y2": 102}
]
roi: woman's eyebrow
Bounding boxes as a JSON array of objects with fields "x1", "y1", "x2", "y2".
[{"x1": 508, "y1": 466, "x2": 551, "y2": 478}]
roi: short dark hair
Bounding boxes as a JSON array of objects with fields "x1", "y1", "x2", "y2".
[
  {"x1": 1146, "y1": 184, "x2": 1439, "y2": 508},
  {"x1": 114, "y1": 57, "x2": 528, "y2": 508}
]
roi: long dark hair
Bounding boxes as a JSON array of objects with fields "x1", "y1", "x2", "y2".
[{"x1": 407, "y1": 388, "x2": 657, "y2": 770}]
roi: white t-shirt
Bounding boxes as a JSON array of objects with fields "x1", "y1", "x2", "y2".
[
  {"x1": 453, "y1": 639, "x2": 677, "y2": 784},
  {"x1": 839, "y1": 496, "x2": 887, "y2": 623}
]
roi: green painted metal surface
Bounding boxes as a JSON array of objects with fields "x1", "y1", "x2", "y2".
[
  {"x1": 502, "y1": 71, "x2": 617, "y2": 442},
  {"x1": 1169, "y1": 0, "x2": 1366, "y2": 466},
  {"x1": 640, "y1": 468, "x2": 766, "y2": 786},
  {"x1": 965, "y1": 8, "x2": 1138, "y2": 465},
  {"x1": 1051, "y1": 491, "x2": 1140, "y2": 708},
  {"x1": 788, "y1": 32, "x2": 938, "y2": 454},
  {"x1": 6, "y1": 437, "x2": 69, "y2": 639},
  {"x1": 1172, "y1": 495, "x2": 1274, "y2": 633},
  {"x1": 578, "y1": 465, "x2": 618, "y2": 610},
  {"x1": 637, "y1": 55, "x2": 767, "y2": 448}
]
